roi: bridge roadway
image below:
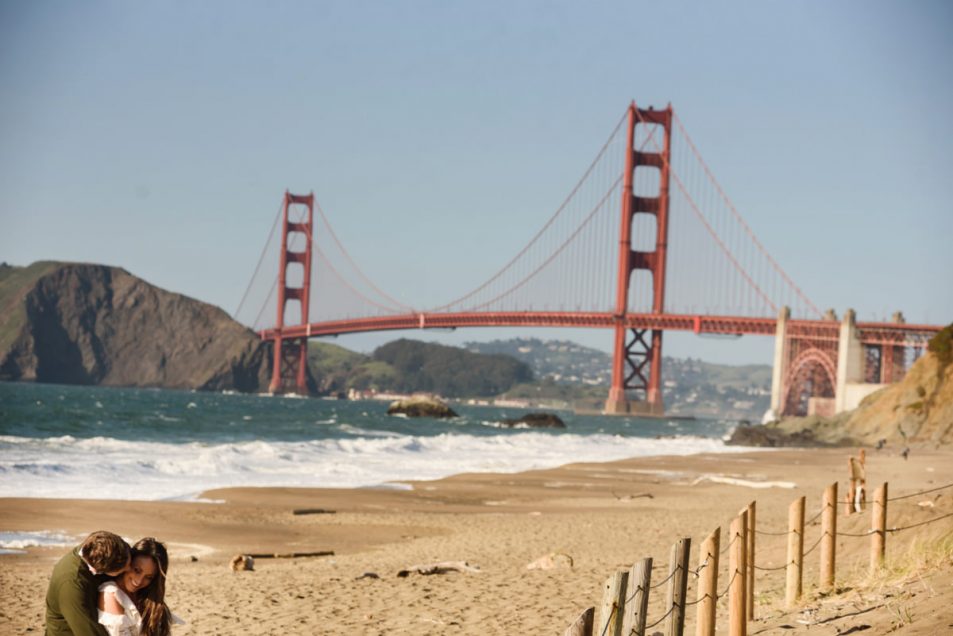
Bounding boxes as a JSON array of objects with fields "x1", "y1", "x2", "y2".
[{"x1": 260, "y1": 312, "x2": 940, "y2": 345}]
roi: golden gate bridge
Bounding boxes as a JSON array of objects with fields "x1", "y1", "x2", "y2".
[{"x1": 234, "y1": 102, "x2": 940, "y2": 418}]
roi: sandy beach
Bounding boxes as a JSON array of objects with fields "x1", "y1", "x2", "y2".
[{"x1": 3, "y1": 447, "x2": 952, "y2": 635}]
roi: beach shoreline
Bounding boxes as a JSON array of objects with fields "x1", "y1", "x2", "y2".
[{"x1": 3, "y1": 446, "x2": 952, "y2": 634}]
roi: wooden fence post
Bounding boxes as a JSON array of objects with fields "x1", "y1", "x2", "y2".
[
  {"x1": 596, "y1": 569, "x2": 628, "y2": 636},
  {"x1": 695, "y1": 527, "x2": 720, "y2": 636},
  {"x1": 729, "y1": 512, "x2": 747, "y2": 636},
  {"x1": 870, "y1": 482, "x2": 888, "y2": 572},
  {"x1": 666, "y1": 538, "x2": 691, "y2": 636},
  {"x1": 622, "y1": 557, "x2": 652, "y2": 636},
  {"x1": 785, "y1": 496, "x2": 805, "y2": 608},
  {"x1": 564, "y1": 607, "x2": 595, "y2": 636},
  {"x1": 820, "y1": 482, "x2": 837, "y2": 590},
  {"x1": 745, "y1": 501, "x2": 756, "y2": 621}
]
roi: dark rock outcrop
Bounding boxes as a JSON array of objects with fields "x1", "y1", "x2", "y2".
[
  {"x1": 727, "y1": 424, "x2": 852, "y2": 448},
  {"x1": 0, "y1": 261, "x2": 272, "y2": 392},
  {"x1": 387, "y1": 395, "x2": 458, "y2": 418},
  {"x1": 500, "y1": 412, "x2": 566, "y2": 428}
]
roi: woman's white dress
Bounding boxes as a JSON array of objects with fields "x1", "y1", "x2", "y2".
[
  {"x1": 97, "y1": 581, "x2": 185, "y2": 636},
  {"x1": 97, "y1": 582, "x2": 141, "y2": 636}
]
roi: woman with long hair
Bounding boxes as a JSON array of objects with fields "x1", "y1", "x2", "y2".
[{"x1": 97, "y1": 537, "x2": 182, "y2": 636}]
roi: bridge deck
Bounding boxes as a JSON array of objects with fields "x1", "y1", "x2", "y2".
[{"x1": 260, "y1": 312, "x2": 940, "y2": 343}]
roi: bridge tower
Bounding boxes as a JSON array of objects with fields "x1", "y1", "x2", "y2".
[
  {"x1": 605, "y1": 103, "x2": 673, "y2": 415},
  {"x1": 268, "y1": 191, "x2": 314, "y2": 395}
]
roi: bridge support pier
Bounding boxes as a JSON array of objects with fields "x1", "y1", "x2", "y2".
[
  {"x1": 768, "y1": 306, "x2": 790, "y2": 421},
  {"x1": 605, "y1": 326, "x2": 665, "y2": 415},
  {"x1": 834, "y1": 309, "x2": 863, "y2": 413}
]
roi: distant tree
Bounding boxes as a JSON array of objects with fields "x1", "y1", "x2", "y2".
[{"x1": 373, "y1": 339, "x2": 533, "y2": 397}]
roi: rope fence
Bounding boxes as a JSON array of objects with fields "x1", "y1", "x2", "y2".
[
  {"x1": 715, "y1": 569, "x2": 740, "y2": 600},
  {"x1": 644, "y1": 605, "x2": 676, "y2": 631},
  {"x1": 563, "y1": 477, "x2": 953, "y2": 636},
  {"x1": 649, "y1": 567, "x2": 678, "y2": 590},
  {"x1": 802, "y1": 533, "x2": 825, "y2": 557},
  {"x1": 752, "y1": 561, "x2": 789, "y2": 572},
  {"x1": 886, "y1": 511, "x2": 953, "y2": 533},
  {"x1": 887, "y1": 482, "x2": 953, "y2": 501},
  {"x1": 719, "y1": 533, "x2": 738, "y2": 555}
]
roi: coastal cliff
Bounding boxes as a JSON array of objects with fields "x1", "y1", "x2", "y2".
[{"x1": 0, "y1": 261, "x2": 271, "y2": 391}]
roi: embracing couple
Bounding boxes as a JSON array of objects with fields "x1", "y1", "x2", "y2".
[{"x1": 45, "y1": 530, "x2": 182, "y2": 636}]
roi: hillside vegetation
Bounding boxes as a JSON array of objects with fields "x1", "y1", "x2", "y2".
[
  {"x1": 309, "y1": 339, "x2": 533, "y2": 398},
  {"x1": 310, "y1": 337, "x2": 771, "y2": 419},
  {"x1": 467, "y1": 337, "x2": 771, "y2": 419}
]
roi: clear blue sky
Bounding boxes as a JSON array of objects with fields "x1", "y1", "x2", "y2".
[{"x1": 2, "y1": 1, "x2": 950, "y2": 364}]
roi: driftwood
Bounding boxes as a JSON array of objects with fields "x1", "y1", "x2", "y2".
[
  {"x1": 292, "y1": 508, "x2": 336, "y2": 515},
  {"x1": 612, "y1": 491, "x2": 654, "y2": 501},
  {"x1": 245, "y1": 550, "x2": 334, "y2": 559},
  {"x1": 397, "y1": 561, "x2": 481, "y2": 577}
]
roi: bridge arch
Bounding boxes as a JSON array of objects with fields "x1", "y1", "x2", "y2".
[{"x1": 782, "y1": 348, "x2": 837, "y2": 417}]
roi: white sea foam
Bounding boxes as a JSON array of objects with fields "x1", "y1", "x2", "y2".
[
  {"x1": 0, "y1": 432, "x2": 739, "y2": 501},
  {"x1": 0, "y1": 530, "x2": 76, "y2": 553},
  {"x1": 336, "y1": 424, "x2": 401, "y2": 438}
]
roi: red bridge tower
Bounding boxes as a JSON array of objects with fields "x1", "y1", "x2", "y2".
[
  {"x1": 268, "y1": 191, "x2": 314, "y2": 395},
  {"x1": 605, "y1": 103, "x2": 673, "y2": 415}
]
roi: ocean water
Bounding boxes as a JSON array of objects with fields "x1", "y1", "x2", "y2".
[{"x1": 0, "y1": 382, "x2": 744, "y2": 501}]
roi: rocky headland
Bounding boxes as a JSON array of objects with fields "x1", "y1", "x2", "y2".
[{"x1": 0, "y1": 261, "x2": 271, "y2": 391}]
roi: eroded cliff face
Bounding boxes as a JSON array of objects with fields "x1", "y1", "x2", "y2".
[
  {"x1": 0, "y1": 262, "x2": 272, "y2": 392},
  {"x1": 840, "y1": 346, "x2": 953, "y2": 446}
]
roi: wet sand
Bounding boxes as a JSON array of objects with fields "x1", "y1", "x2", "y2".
[{"x1": 2, "y1": 447, "x2": 952, "y2": 634}]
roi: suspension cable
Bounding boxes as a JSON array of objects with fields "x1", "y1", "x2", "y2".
[
  {"x1": 233, "y1": 197, "x2": 284, "y2": 319},
  {"x1": 633, "y1": 109, "x2": 777, "y2": 315},
  {"x1": 430, "y1": 108, "x2": 628, "y2": 312},
  {"x1": 673, "y1": 113, "x2": 822, "y2": 317},
  {"x1": 465, "y1": 175, "x2": 622, "y2": 312},
  {"x1": 313, "y1": 198, "x2": 415, "y2": 312}
]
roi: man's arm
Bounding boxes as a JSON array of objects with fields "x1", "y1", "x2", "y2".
[{"x1": 58, "y1": 583, "x2": 108, "y2": 636}]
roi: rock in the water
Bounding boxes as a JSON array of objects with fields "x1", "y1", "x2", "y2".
[
  {"x1": 500, "y1": 412, "x2": 566, "y2": 428},
  {"x1": 727, "y1": 425, "x2": 849, "y2": 448},
  {"x1": 387, "y1": 396, "x2": 458, "y2": 418}
]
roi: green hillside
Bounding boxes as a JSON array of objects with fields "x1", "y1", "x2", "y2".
[
  {"x1": 307, "y1": 336, "x2": 771, "y2": 420},
  {"x1": 307, "y1": 338, "x2": 532, "y2": 398},
  {"x1": 0, "y1": 261, "x2": 61, "y2": 353}
]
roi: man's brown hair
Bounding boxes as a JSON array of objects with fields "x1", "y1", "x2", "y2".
[{"x1": 80, "y1": 531, "x2": 129, "y2": 573}]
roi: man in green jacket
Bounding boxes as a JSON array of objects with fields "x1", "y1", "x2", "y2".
[{"x1": 46, "y1": 531, "x2": 130, "y2": 636}]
